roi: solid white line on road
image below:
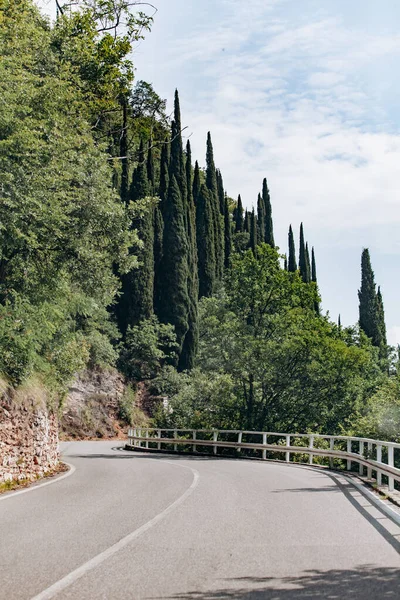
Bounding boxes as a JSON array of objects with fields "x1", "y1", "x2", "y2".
[
  {"x1": 0, "y1": 463, "x2": 76, "y2": 503},
  {"x1": 30, "y1": 462, "x2": 200, "y2": 600}
]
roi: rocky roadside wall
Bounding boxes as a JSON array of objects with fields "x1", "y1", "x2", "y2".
[{"x1": 0, "y1": 388, "x2": 59, "y2": 483}]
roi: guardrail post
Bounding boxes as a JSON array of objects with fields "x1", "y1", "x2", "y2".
[
  {"x1": 138, "y1": 428, "x2": 142, "y2": 448},
  {"x1": 347, "y1": 439, "x2": 352, "y2": 471},
  {"x1": 193, "y1": 430, "x2": 197, "y2": 453},
  {"x1": 262, "y1": 433, "x2": 267, "y2": 460},
  {"x1": 157, "y1": 429, "x2": 161, "y2": 450},
  {"x1": 213, "y1": 431, "x2": 218, "y2": 455},
  {"x1": 329, "y1": 438, "x2": 334, "y2": 469},
  {"x1": 367, "y1": 442, "x2": 372, "y2": 479},
  {"x1": 359, "y1": 441, "x2": 364, "y2": 475},
  {"x1": 174, "y1": 429, "x2": 178, "y2": 452},
  {"x1": 388, "y1": 446, "x2": 394, "y2": 491},
  {"x1": 376, "y1": 444, "x2": 382, "y2": 486},
  {"x1": 145, "y1": 429, "x2": 149, "y2": 449},
  {"x1": 309, "y1": 435, "x2": 314, "y2": 465},
  {"x1": 237, "y1": 431, "x2": 242, "y2": 453},
  {"x1": 286, "y1": 435, "x2": 290, "y2": 463}
]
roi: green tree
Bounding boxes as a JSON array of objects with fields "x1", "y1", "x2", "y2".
[
  {"x1": 262, "y1": 178, "x2": 274, "y2": 247},
  {"x1": 157, "y1": 176, "x2": 189, "y2": 360},
  {"x1": 196, "y1": 184, "x2": 216, "y2": 298},
  {"x1": 235, "y1": 195, "x2": 244, "y2": 232},
  {"x1": 358, "y1": 249, "x2": 383, "y2": 352},
  {"x1": 299, "y1": 223, "x2": 310, "y2": 283},
  {"x1": 250, "y1": 208, "x2": 257, "y2": 255},
  {"x1": 193, "y1": 160, "x2": 201, "y2": 205},
  {"x1": 179, "y1": 140, "x2": 199, "y2": 371},
  {"x1": 288, "y1": 225, "x2": 297, "y2": 272},
  {"x1": 206, "y1": 132, "x2": 224, "y2": 279},
  {"x1": 257, "y1": 193, "x2": 265, "y2": 243}
]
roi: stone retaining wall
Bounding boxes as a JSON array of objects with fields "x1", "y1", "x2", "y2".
[{"x1": 0, "y1": 389, "x2": 59, "y2": 483}]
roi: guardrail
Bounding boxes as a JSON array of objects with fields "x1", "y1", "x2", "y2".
[{"x1": 127, "y1": 428, "x2": 400, "y2": 492}]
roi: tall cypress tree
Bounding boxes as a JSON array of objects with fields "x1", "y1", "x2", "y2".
[
  {"x1": 284, "y1": 255, "x2": 288, "y2": 271},
  {"x1": 244, "y1": 210, "x2": 251, "y2": 233},
  {"x1": 257, "y1": 193, "x2": 265, "y2": 243},
  {"x1": 197, "y1": 183, "x2": 216, "y2": 298},
  {"x1": 159, "y1": 138, "x2": 170, "y2": 209},
  {"x1": 288, "y1": 225, "x2": 297, "y2": 272},
  {"x1": 118, "y1": 142, "x2": 154, "y2": 334},
  {"x1": 206, "y1": 132, "x2": 224, "y2": 279},
  {"x1": 224, "y1": 193, "x2": 232, "y2": 269},
  {"x1": 250, "y1": 208, "x2": 257, "y2": 254},
  {"x1": 376, "y1": 286, "x2": 387, "y2": 350},
  {"x1": 193, "y1": 160, "x2": 201, "y2": 205},
  {"x1": 157, "y1": 175, "x2": 189, "y2": 358},
  {"x1": 235, "y1": 194, "x2": 244, "y2": 232},
  {"x1": 358, "y1": 249, "x2": 382, "y2": 350},
  {"x1": 170, "y1": 92, "x2": 187, "y2": 204},
  {"x1": 299, "y1": 223, "x2": 308, "y2": 283},
  {"x1": 153, "y1": 205, "x2": 164, "y2": 310},
  {"x1": 179, "y1": 140, "x2": 199, "y2": 371},
  {"x1": 120, "y1": 98, "x2": 129, "y2": 205},
  {"x1": 262, "y1": 178, "x2": 274, "y2": 247},
  {"x1": 305, "y1": 243, "x2": 311, "y2": 284},
  {"x1": 146, "y1": 143, "x2": 155, "y2": 194},
  {"x1": 216, "y1": 169, "x2": 225, "y2": 215},
  {"x1": 311, "y1": 247, "x2": 317, "y2": 283}
]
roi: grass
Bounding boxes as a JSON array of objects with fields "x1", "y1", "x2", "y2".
[{"x1": 0, "y1": 462, "x2": 69, "y2": 495}]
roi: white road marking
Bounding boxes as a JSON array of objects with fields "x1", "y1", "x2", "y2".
[
  {"x1": 30, "y1": 462, "x2": 200, "y2": 600},
  {"x1": 0, "y1": 463, "x2": 75, "y2": 503}
]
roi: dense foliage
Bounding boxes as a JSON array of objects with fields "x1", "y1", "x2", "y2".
[{"x1": 1, "y1": 1, "x2": 397, "y2": 441}]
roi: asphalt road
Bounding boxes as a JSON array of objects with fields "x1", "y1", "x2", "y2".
[{"x1": 0, "y1": 441, "x2": 399, "y2": 600}]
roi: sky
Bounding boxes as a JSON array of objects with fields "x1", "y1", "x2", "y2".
[{"x1": 38, "y1": 0, "x2": 400, "y2": 344}]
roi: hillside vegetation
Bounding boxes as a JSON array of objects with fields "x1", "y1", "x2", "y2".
[{"x1": 1, "y1": 0, "x2": 399, "y2": 442}]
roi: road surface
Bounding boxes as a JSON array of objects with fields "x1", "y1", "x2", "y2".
[{"x1": 0, "y1": 441, "x2": 399, "y2": 599}]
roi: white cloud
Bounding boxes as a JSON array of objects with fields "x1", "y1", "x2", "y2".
[{"x1": 388, "y1": 327, "x2": 400, "y2": 347}]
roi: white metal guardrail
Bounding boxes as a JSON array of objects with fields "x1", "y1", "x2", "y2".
[{"x1": 127, "y1": 428, "x2": 400, "y2": 492}]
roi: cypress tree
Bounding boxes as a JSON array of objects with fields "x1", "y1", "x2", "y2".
[
  {"x1": 170, "y1": 92, "x2": 187, "y2": 204},
  {"x1": 193, "y1": 160, "x2": 201, "y2": 205},
  {"x1": 284, "y1": 255, "x2": 288, "y2": 271},
  {"x1": 262, "y1": 178, "x2": 274, "y2": 247},
  {"x1": 250, "y1": 208, "x2": 257, "y2": 255},
  {"x1": 216, "y1": 169, "x2": 225, "y2": 215},
  {"x1": 146, "y1": 142, "x2": 155, "y2": 194},
  {"x1": 159, "y1": 139, "x2": 170, "y2": 208},
  {"x1": 235, "y1": 195, "x2": 244, "y2": 232},
  {"x1": 179, "y1": 140, "x2": 199, "y2": 371},
  {"x1": 358, "y1": 249, "x2": 382, "y2": 350},
  {"x1": 288, "y1": 225, "x2": 297, "y2": 272},
  {"x1": 157, "y1": 175, "x2": 189, "y2": 357},
  {"x1": 376, "y1": 286, "x2": 387, "y2": 349},
  {"x1": 243, "y1": 210, "x2": 250, "y2": 233},
  {"x1": 153, "y1": 205, "x2": 164, "y2": 310},
  {"x1": 120, "y1": 98, "x2": 129, "y2": 205},
  {"x1": 197, "y1": 184, "x2": 216, "y2": 298},
  {"x1": 130, "y1": 140, "x2": 148, "y2": 201},
  {"x1": 305, "y1": 243, "x2": 311, "y2": 283},
  {"x1": 224, "y1": 194, "x2": 232, "y2": 269},
  {"x1": 257, "y1": 193, "x2": 265, "y2": 243},
  {"x1": 118, "y1": 145, "x2": 153, "y2": 334},
  {"x1": 299, "y1": 223, "x2": 308, "y2": 282},
  {"x1": 206, "y1": 132, "x2": 224, "y2": 279},
  {"x1": 311, "y1": 246, "x2": 320, "y2": 314},
  {"x1": 311, "y1": 247, "x2": 317, "y2": 283}
]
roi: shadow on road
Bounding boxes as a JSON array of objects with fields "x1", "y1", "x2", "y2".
[{"x1": 156, "y1": 566, "x2": 400, "y2": 599}]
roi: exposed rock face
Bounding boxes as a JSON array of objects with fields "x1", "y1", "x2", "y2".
[
  {"x1": 0, "y1": 389, "x2": 59, "y2": 483},
  {"x1": 61, "y1": 368, "x2": 127, "y2": 440}
]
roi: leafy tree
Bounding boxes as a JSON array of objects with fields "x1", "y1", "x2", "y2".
[
  {"x1": 119, "y1": 316, "x2": 178, "y2": 380},
  {"x1": 0, "y1": 0, "x2": 136, "y2": 386}
]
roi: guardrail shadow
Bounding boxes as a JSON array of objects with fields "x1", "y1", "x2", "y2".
[{"x1": 159, "y1": 566, "x2": 400, "y2": 599}]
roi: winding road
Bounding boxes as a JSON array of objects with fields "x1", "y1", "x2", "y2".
[{"x1": 1, "y1": 441, "x2": 399, "y2": 599}]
